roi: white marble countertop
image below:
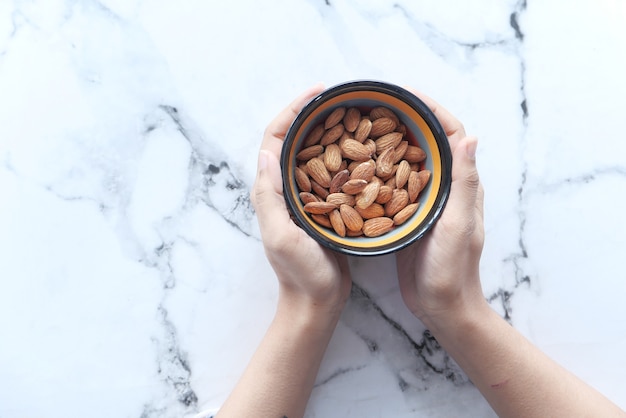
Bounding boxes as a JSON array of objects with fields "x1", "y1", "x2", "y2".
[{"x1": 1, "y1": 1, "x2": 625, "y2": 417}]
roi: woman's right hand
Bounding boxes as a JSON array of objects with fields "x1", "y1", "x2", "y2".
[{"x1": 395, "y1": 90, "x2": 487, "y2": 329}]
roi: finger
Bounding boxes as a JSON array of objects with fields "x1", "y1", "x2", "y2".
[
  {"x1": 252, "y1": 150, "x2": 293, "y2": 244},
  {"x1": 404, "y1": 87, "x2": 466, "y2": 148},
  {"x1": 442, "y1": 136, "x2": 480, "y2": 237},
  {"x1": 261, "y1": 83, "x2": 326, "y2": 158}
]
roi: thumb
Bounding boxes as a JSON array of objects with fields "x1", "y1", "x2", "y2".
[
  {"x1": 252, "y1": 150, "x2": 291, "y2": 237},
  {"x1": 446, "y1": 136, "x2": 480, "y2": 234}
]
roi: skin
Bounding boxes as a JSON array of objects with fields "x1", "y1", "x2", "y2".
[{"x1": 216, "y1": 85, "x2": 625, "y2": 418}]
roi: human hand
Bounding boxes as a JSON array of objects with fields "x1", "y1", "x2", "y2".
[
  {"x1": 252, "y1": 84, "x2": 352, "y2": 317},
  {"x1": 396, "y1": 90, "x2": 486, "y2": 329}
]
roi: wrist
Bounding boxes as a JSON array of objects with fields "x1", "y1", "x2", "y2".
[
  {"x1": 419, "y1": 292, "x2": 492, "y2": 338},
  {"x1": 275, "y1": 287, "x2": 344, "y2": 334}
]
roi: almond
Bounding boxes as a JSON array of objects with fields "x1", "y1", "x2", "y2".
[
  {"x1": 327, "y1": 193, "x2": 356, "y2": 207},
  {"x1": 375, "y1": 185, "x2": 394, "y2": 204},
  {"x1": 292, "y1": 105, "x2": 430, "y2": 239},
  {"x1": 303, "y1": 201, "x2": 337, "y2": 214},
  {"x1": 296, "y1": 145, "x2": 323, "y2": 161},
  {"x1": 320, "y1": 124, "x2": 345, "y2": 146},
  {"x1": 341, "y1": 178, "x2": 368, "y2": 195},
  {"x1": 355, "y1": 180, "x2": 380, "y2": 209},
  {"x1": 393, "y1": 203, "x2": 420, "y2": 225},
  {"x1": 362, "y1": 217, "x2": 394, "y2": 237},
  {"x1": 370, "y1": 106, "x2": 400, "y2": 125},
  {"x1": 350, "y1": 160, "x2": 376, "y2": 182},
  {"x1": 375, "y1": 147, "x2": 395, "y2": 178},
  {"x1": 311, "y1": 179, "x2": 329, "y2": 200},
  {"x1": 299, "y1": 191, "x2": 318, "y2": 204},
  {"x1": 395, "y1": 160, "x2": 411, "y2": 189},
  {"x1": 343, "y1": 107, "x2": 361, "y2": 132},
  {"x1": 417, "y1": 169, "x2": 431, "y2": 193},
  {"x1": 354, "y1": 119, "x2": 372, "y2": 143},
  {"x1": 325, "y1": 107, "x2": 346, "y2": 129},
  {"x1": 304, "y1": 124, "x2": 325, "y2": 147},
  {"x1": 347, "y1": 229, "x2": 364, "y2": 237},
  {"x1": 408, "y1": 171, "x2": 420, "y2": 203},
  {"x1": 355, "y1": 202, "x2": 385, "y2": 219},
  {"x1": 340, "y1": 204, "x2": 364, "y2": 232},
  {"x1": 306, "y1": 158, "x2": 331, "y2": 188},
  {"x1": 311, "y1": 213, "x2": 332, "y2": 228},
  {"x1": 370, "y1": 117, "x2": 397, "y2": 138},
  {"x1": 324, "y1": 144, "x2": 342, "y2": 172},
  {"x1": 385, "y1": 188, "x2": 409, "y2": 217},
  {"x1": 329, "y1": 169, "x2": 350, "y2": 194},
  {"x1": 404, "y1": 145, "x2": 427, "y2": 163},
  {"x1": 375, "y1": 132, "x2": 403, "y2": 154},
  {"x1": 393, "y1": 141, "x2": 408, "y2": 163},
  {"x1": 295, "y1": 167, "x2": 311, "y2": 192},
  {"x1": 329, "y1": 209, "x2": 346, "y2": 237},
  {"x1": 341, "y1": 139, "x2": 371, "y2": 161}
]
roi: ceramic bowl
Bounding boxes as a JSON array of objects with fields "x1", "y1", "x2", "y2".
[{"x1": 281, "y1": 80, "x2": 452, "y2": 256}]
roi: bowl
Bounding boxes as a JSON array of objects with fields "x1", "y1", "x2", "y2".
[{"x1": 280, "y1": 80, "x2": 452, "y2": 256}]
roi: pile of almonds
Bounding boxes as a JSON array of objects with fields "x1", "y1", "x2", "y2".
[{"x1": 295, "y1": 105, "x2": 431, "y2": 238}]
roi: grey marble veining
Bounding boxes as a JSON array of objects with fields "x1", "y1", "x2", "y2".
[{"x1": 1, "y1": 1, "x2": 625, "y2": 417}]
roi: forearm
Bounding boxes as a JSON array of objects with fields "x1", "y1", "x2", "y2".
[
  {"x1": 425, "y1": 298, "x2": 625, "y2": 417},
  {"x1": 217, "y1": 291, "x2": 341, "y2": 418}
]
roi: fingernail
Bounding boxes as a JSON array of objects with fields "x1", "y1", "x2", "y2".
[{"x1": 466, "y1": 137, "x2": 478, "y2": 161}]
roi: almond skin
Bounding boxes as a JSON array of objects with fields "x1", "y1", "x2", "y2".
[
  {"x1": 311, "y1": 213, "x2": 332, "y2": 228},
  {"x1": 356, "y1": 180, "x2": 381, "y2": 210},
  {"x1": 375, "y1": 147, "x2": 395, "y2": 178},
  {"x1": 408, "y1": 171, "x2": 420, "y2": 203},
  {"x1": 324, "y1": 144, "x2": 342, "y2": 172},
  {"x1": 393, "y1": 141, "x2": 408, "y2": 163},
  {"x1": 370, "y1": 117, "x2": 397, "y2": 138},
  {"x1": 296, "y1": 145, "x2": 323, "y2": 161},
  {"x1": 370, "y1": 107, "x2": 400, "y2": 125},
  {"x1": 375, "y1": 185, "x2": 394, "y2": 204},
  {"x1": 320, "y1": 124, "x2": 345, "y2": 146},
  {"x1": 375, "y1": 132, "x2": 403, "y2": 154},
  {"x1": 395, "y1": 160, "x2": 411, "y2": 189},
  {"x1": 393, "y1": 203, "x2": 420, "y2": 225},
  {"x1": 306, "y1": 158, "x2": 332, "y2": 188},
  {"x1": 341, "y1": 139, "x2": 372, "y2": 161},
  {"x1": 329, "y1": 209, "x2": 346, "y2": 237},
  {"x1": 310, "y1": 179, "x2": 329, "y2": 200},
  {"x1": 329, "y1": 169, "x2": 350, "y2": 194},
  {"x1": 341, "y1": 179, "x2": 368, "y2": 195},
  {"x1": 295, "y1": 167, "x2": 311, "y2": 192},
  {"x1": 304, "y1": 124, "x2": 325, "y2": 147},
  {"x1": 327, "y1": 193, "x2": 356, "y2": 207},
  {"x1": 354, "y1": 119, "x2": 372, "y2": 143},
  {"x1": 340, "y1": 204, "x2": 364, "y2": 232},
  {"x1": 384, "y1": 188, "x2": 409, "y2": 217},
  {"x1": 362, "y1": 217, "x2": 394, "y2": 237},
  {"x1": 303, "y1": 201, "x2": 337, "y2": 214},
  {"x1": 299, "y1": 191, "x2": 318, "y2": 204},
  {"x1": 404, "y1": 145, "x2": 427, "y2": 163},
  {"x1": 350, "y1": 160, "x2": 376, "y2": 182},
  {"x1": 417, "y1": 169, "x2": 431, "y2": 193},
  {"x1": 355, "y1": 202, "x2": 385, "y2": 219},
  {"x1": 343, "y1": 107, "x2": 361, "y2": 132},
  {"x1": 325, "y1": 107, "x2": 347, "y2": 129}
]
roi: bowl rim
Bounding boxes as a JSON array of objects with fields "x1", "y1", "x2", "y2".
[{"x1": 280, "y1": 80, "x2": 452, "y2": 256}]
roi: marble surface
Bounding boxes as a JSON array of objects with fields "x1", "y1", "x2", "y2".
[{"x1": 1, "y1": 1, "x2": 625, "y2": 417}]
